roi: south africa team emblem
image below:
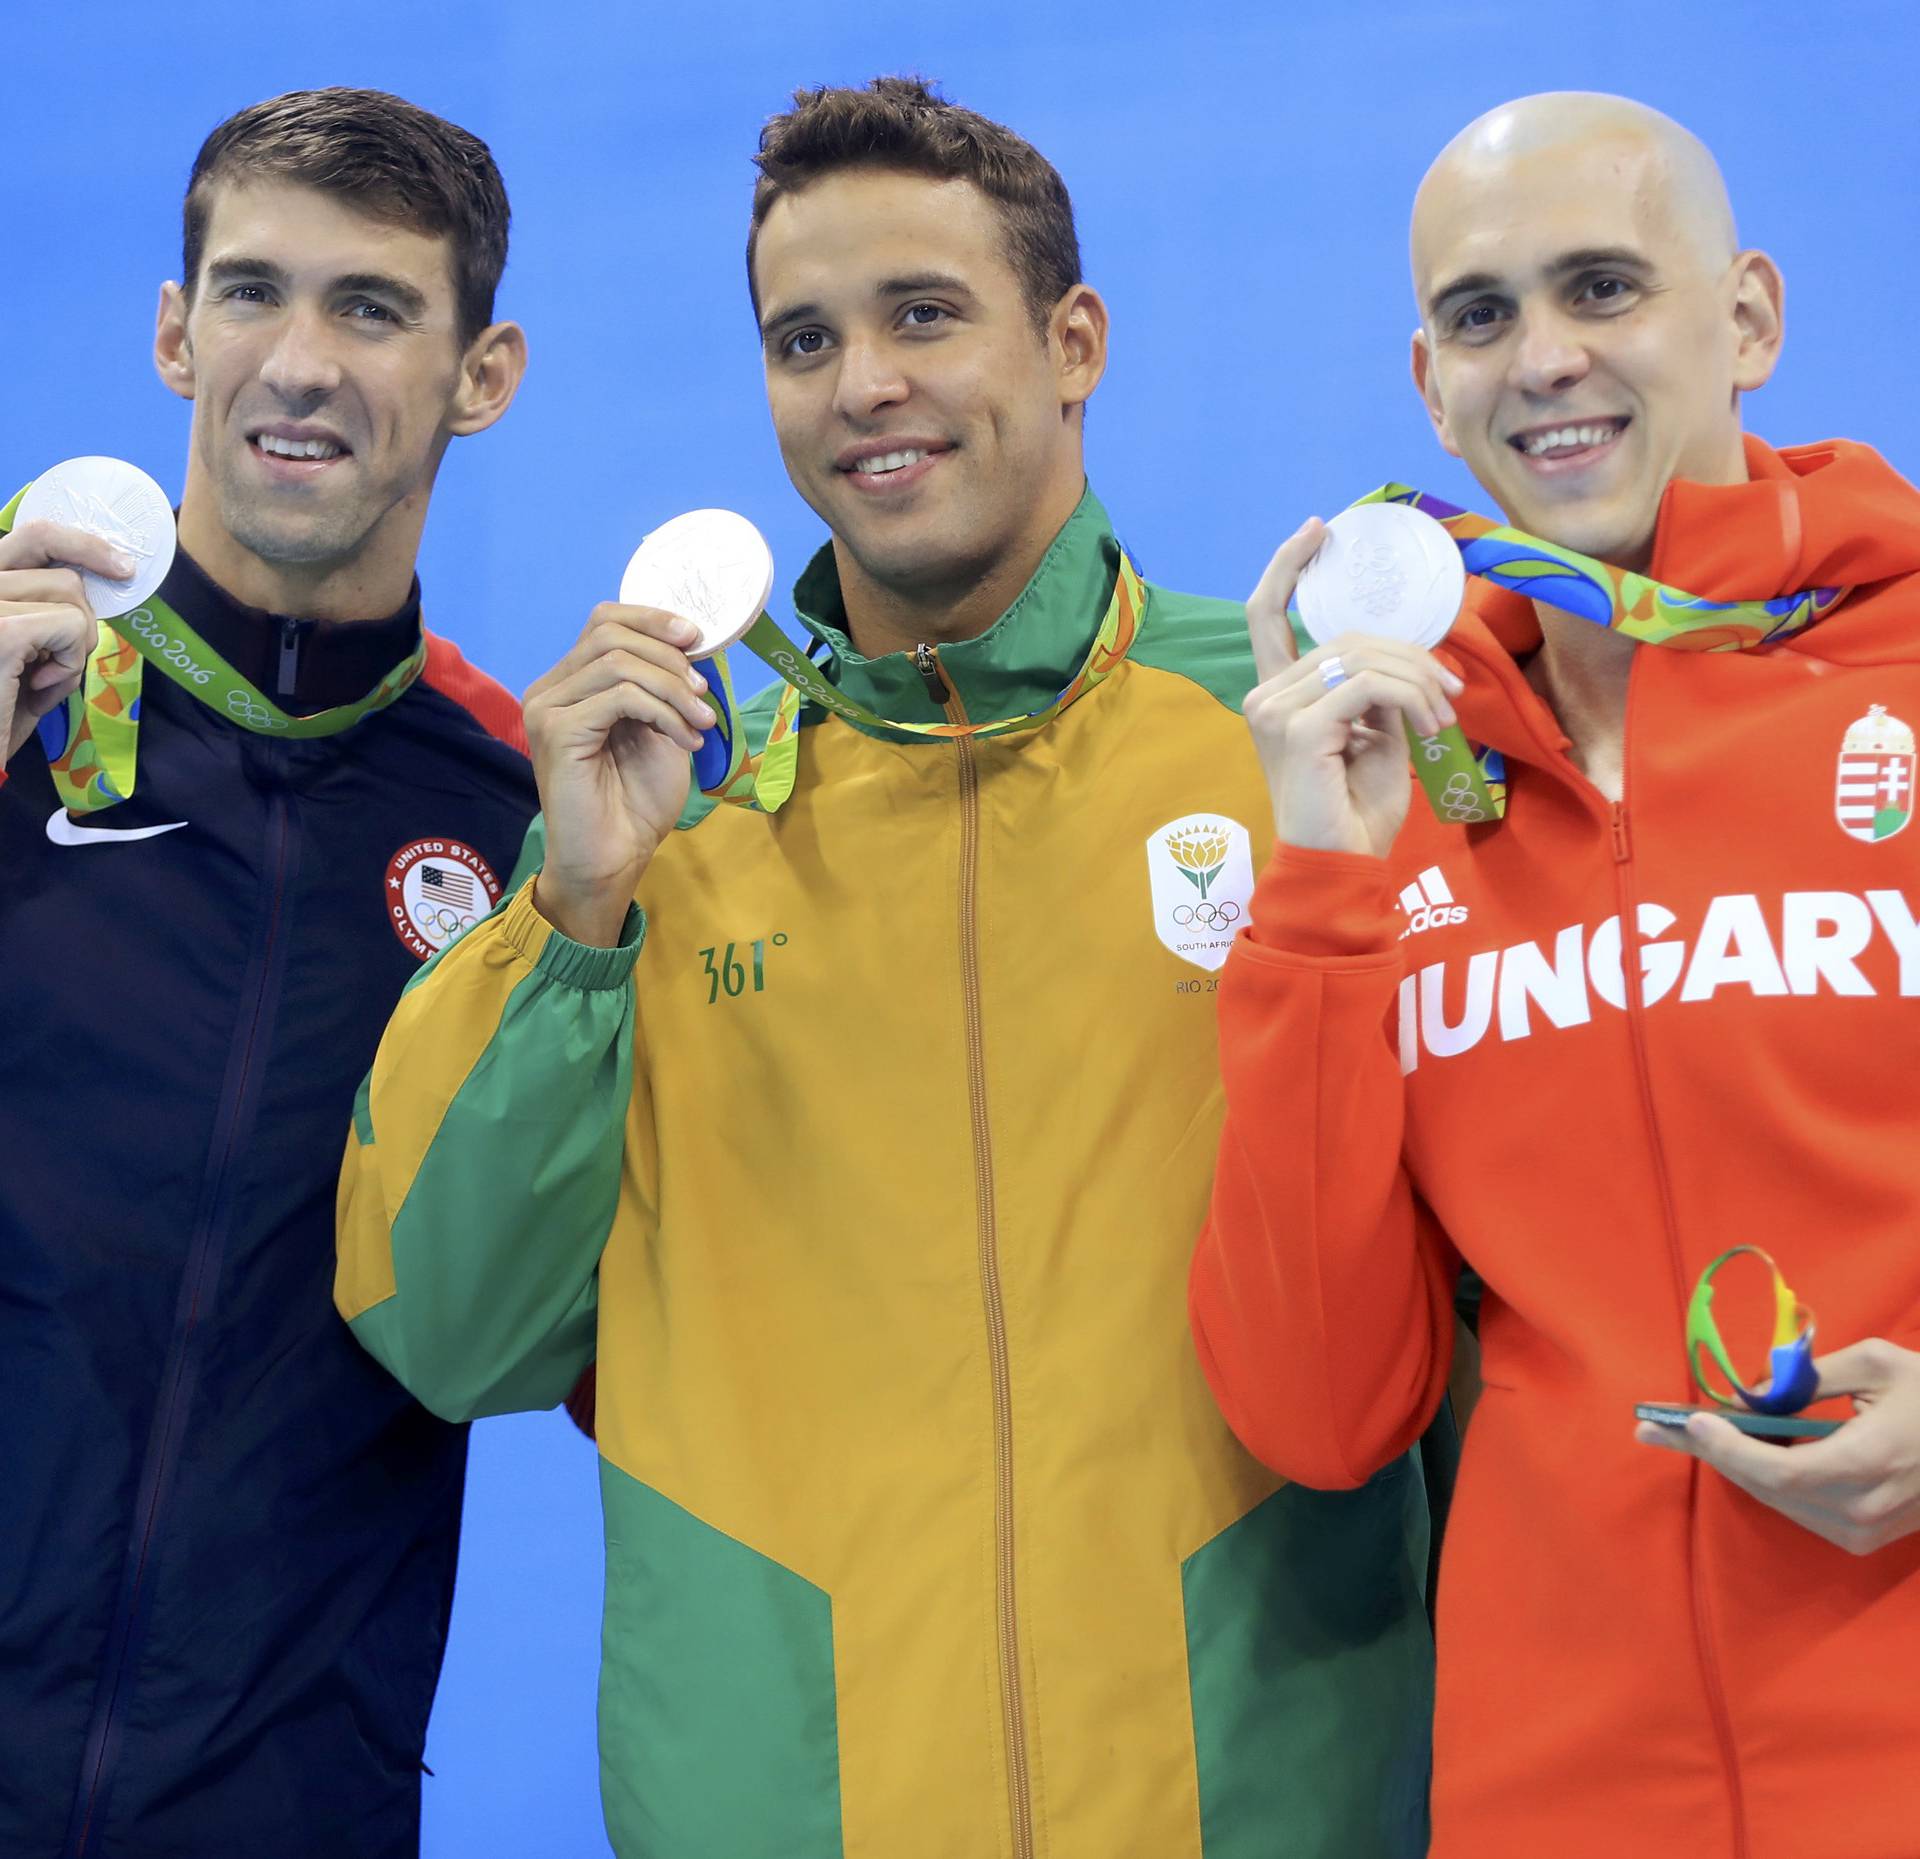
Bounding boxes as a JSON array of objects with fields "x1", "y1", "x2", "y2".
[
  {"x1": 1834, "y1": 706, "x2": 1915, "y2": 844},
  {"x1": 1147, "y1": 813, "x2": 1256, "y2": 972}
]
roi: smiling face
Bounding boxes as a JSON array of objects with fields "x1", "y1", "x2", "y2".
[
  {"x1": 156, "y1": 178, "x2": 522, "y2": 616},
  {"x1": 753, "y1": 167, "x2": 1104, "y2": 638},
  {"x1": 1410, "y1": 112, "x2": 1782, "y2": 570}
]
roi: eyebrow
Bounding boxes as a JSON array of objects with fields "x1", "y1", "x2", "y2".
[
  {"x1": 876, "y1": 270, "x2": 971, "y2": 298},
  {"x1": 759, "y1": 271, "x2": 975, "y2": 341},
  {"x1": 333, "y1": 271, "x2": 431, "y2": 318},
  {"x1": 202, "y1": 256, "x2": 429, "y2": 319},
  {"x1": 204, "y1": 255, "x2": 292, "y2": 292},
  {"x1": 1426, "y1": 246, "x2": 1653, "y2": 321}
]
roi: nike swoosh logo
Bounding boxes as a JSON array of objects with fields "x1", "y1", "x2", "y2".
[{"x1": 46, "y1": 811, "x2": 189, "y2": 847}]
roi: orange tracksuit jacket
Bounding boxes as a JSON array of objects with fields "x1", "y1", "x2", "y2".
[{"x1": 1190, "y1": 437, "x2": 1920, "y2": 1859}]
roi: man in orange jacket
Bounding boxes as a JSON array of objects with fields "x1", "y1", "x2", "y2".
[{"x1": 1191, "y1": 91, "x2": 1920, "y2": 1858}]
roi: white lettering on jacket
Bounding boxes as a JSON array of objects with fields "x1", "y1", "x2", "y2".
[{"x1": 1396, "y1": 889, "x2": 1919, "y2": 1071}]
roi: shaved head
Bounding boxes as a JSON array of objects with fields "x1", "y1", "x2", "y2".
[
  {"x1": 1414, "y1": 93, "x2": 1737, "y2": 289},
  {"x1": 1406, "y1": 92, "x2": 1781, "y2": 570}
]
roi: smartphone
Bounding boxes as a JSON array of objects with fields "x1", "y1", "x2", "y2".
[{"x1": 1634, "y1": 1402, "x2": 1842, "y2": 1441}]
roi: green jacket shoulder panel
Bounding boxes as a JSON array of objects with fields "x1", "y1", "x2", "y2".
[{"x1": 1129, "y1": 582, "x2": 1256, "y2": 713}]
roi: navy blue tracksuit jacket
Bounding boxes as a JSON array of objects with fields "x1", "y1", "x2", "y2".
[{"x1": 0, "y1": 544, "x2": 538, "y2": 1857}]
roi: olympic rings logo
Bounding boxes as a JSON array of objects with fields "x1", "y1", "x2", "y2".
[
  {"x1": 226, "y1": 689, "x2": 289, "y2": 730},
  {"x1": 1439, "y1": 771, "x2": 1491, "y2": 822},
  {"x1": 417, "y1": 905, "x2": 477, "y2": 938},
  {"x1": 1172, "y1": 900, "x2": 1241, "y2": 930}
]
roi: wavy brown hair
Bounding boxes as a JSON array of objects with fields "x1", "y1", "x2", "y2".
[
  {"x1": 748, "y1": 76, "x2": 1081, "y2": 330},
  {"x1": 183, "y1": 88, "x2": 510, "y2": 344}
]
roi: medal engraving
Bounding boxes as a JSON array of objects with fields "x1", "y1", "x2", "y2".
[
  {"x1": 18, "y1": 457, "x2": 177, "y2": 620},
  {"x1": 1295, "y1": 501, "x2": 1464, "y2": 649},
  {"x1": 619, "y1": 509, "x2": 775, "y2": 660}
]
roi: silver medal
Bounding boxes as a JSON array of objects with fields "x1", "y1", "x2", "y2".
[
  {"x1": 618, "y1": 509, "x2": 774, "y2": 661},
  {"x1": 17, "y1": 456, "x2": 177, "y2": 620},
  {"x1": 1294, "y1": 501, "x2": 1465, "y2": 650}
]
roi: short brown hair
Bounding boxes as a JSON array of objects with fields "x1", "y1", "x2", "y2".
[
  {"x1": 748, "y1": 76, "x2": 1081, "y2": 328},
  {"x1": 183, "y1": 88, "x2": 510, "y2": 344}
]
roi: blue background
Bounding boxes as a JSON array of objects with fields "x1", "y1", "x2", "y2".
[{"x1": 10, "y1": 2, "x2": 1916, "y2": 1851}]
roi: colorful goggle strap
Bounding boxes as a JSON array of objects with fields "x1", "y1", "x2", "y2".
[
  {"x1": 692, "y1": 541, "x2": 1148, "y2": 816},
  {"x1": 1318, "y1": 484, "x2": 1851, "y2": 826},
  {"x1": 3, "y1": 483, "x2": 426, "y2": 814},
  {"x1": 1686, "y1": 1244, "x2": 1820, "y2": 1417}
]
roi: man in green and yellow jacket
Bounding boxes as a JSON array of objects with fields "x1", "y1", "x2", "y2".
[{"x1": 337, "y1": 78, "x2": 1432, "y2": 1858}]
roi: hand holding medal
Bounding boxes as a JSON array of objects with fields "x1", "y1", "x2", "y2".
[
  {"x1": 524, "y1": 512, "x2": 756, "y2": 947},
  {"x1": 1291, "y1": 501, "x2": 1504, "y2": 828},
  {"x1": 1241, "y1": 509, "x2": 1469, "y2": 859},
  {"x1": 0, "y1": 457, "x2": 173, "y2": 765}
]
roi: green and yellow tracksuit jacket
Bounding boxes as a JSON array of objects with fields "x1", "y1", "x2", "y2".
[{"x1": 336, "y1": 489, "x2": 1432, "y2": 1859}]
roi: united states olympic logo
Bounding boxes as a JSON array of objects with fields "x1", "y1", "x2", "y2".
[{"x1": 385, "y1": 837, "x2": 503, "y2": 960}]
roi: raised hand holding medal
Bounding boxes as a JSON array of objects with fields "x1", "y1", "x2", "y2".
[
  {"x1": 524, "y1": 513, "x2": 755, "y2": 947},
  {"x1": 1241, "y1": 512, "x2": 1469, "y2": 860},
  {"x1": 1291, "y1": 500, "x2": 1504, "y2": 826},
  {"x1": 0, "y1": 457, "x2": 172, "y2": 766}
]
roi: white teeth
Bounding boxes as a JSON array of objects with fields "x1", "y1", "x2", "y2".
[
  {"x1": 257, "y1": 434, "x2": 344, "y2": 460},
  {"x1": 1522, "y1": 422, "x2": 1622, "y2": 457},
  {"x1": 853, "y1": 448, "x2": 926, "y2": 475}
]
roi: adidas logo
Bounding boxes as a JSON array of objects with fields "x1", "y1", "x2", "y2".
[{"x1": 1399, "y1": 866, "x2": 1469, "y2": 938}]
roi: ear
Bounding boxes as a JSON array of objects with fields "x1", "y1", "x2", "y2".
[
  {"x1": 1410, "y1": 326, "x2": 1462, "y2": 459},
  {"x1": 154, "y1": 281, "x2": 196, "y2": 402},
  {"x1": 1052, "y1": 284, "x2": 1109, "y2": 414},
  {"x1": 1728, "y1": 250, "x2": 1784, "y2": 395},
  {"x1": 447, "y1": 320, "x2": 529, "y2": 437}
]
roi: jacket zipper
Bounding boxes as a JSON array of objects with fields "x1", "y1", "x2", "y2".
[
  {"x1": 276, "y1": 617, "x2": 305, "y2": 699},
  {"x1": 64, "y1": 775, "x2": 298, "y2": 1858},
  {"x1": 916, "y1": 642, "x2": 1035, "y2": 1859},
  {"x1": 1456, "y1": 630, "x2": 1757, "y2": 1848},
  {"x1": 1607, "y1": 784, "x2": 1752, "y2": 1859}
]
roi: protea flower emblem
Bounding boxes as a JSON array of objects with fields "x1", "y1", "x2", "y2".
[{"x1": 1166, "y1": 826, "x2": 1230, "y2": 900}]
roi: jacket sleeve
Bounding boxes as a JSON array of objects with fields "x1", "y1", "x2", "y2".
[
  {"x1": 1190, "y1": 844, "x2": 1461, "y2": 1490},
  {"x1": 334, "y1": 840, "x2": 643, "y2": 1423}
]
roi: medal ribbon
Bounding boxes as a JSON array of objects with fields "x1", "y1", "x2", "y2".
[
  {"x1": 1346, "y1": 484, "x2": 1850, "y2": 824},
  {"x1": 3, "y1": 483, "x2": 426, "y2": 813},
  {"x1": 693, "y1": 540, "x2": 1148, "y2": 815}
]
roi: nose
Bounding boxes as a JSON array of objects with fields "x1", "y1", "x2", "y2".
[
  {"x1": 257, "y1": 306, "x2": 344, "y2": 405},
  {"x1": 829, "y1": 334, "x2": 909, "y2": 422},
  {"x1": 1507, "y1": 303, "x2": 1591, "y2": 398}
]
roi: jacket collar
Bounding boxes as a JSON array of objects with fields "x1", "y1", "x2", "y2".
[
  {"x1": 159, "y1": 545, "x2": 422, "y2": 714},
  {"x1": 789, "y1": 484, "x2": 1122, "y2": 732}
]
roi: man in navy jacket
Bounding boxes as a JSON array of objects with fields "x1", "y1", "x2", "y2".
[{"x1": 0, "y1": 89, "x2": 537, "y2": 1858}]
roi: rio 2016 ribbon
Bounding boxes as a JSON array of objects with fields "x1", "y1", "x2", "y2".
[
  {"x1": 693, "y1": 540, "x2": 1148, "y2": 816},
  {"x1": 3, "y1": 480, "x2": 425, "y2": 814},
  {"x1": 1687, "y1": 1245, "x2": 1820, "y2": 1417},
  {"x1": 1368, "y1": 485, "x2": 1847, "y2": 651},
  {"x1": 1316, "y1": 485, "x2": 1850, "y2": 826}
]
